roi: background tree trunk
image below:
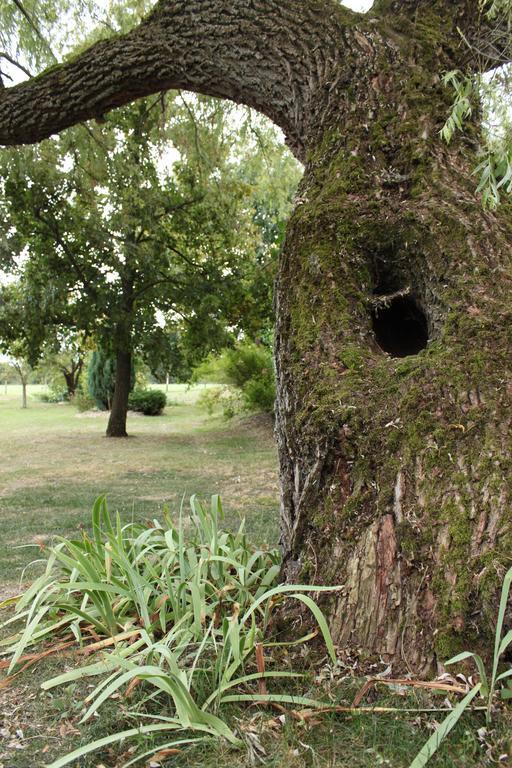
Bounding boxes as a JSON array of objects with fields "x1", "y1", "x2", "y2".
[
  {"x1": 21, "y1": 380, "x2": 27, "y2": 409},
  {"x1": 63, "y1": 359, "x2": 83, "y2": 399},
  {"x1": 106, "y1": 349, "x2": 132, "y2": 438}
]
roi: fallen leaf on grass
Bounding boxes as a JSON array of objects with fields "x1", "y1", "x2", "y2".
[
  {"x1": 78, "y1": 629, "x2": 141, "y2": 655},
  {"x1": 59, "y1": 721, "x2": 81, "y2": 737},
  {"x1": 124, "y1": 676, "x2": 141, "y2": 698},
  {"x1": 0, "y1": 639, "x2": 76, "y2": 689},
  {"x1": 255, "y1": 643, "x2": 267, "y2": 697},
  {"x1": 148, "y1": 748, "x2": 182, "y2": 764}
]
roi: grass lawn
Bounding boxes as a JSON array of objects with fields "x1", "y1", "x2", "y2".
[
  {"x1": 0, "y1": 385, "x2": 510, "y2": 768},
  {"x1": 0, "y1": 384, "x2": 279, "y2": 589}
]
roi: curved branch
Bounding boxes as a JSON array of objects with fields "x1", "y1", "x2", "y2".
[{"x1": 0, "y1": 0, "x2": 358, "y2": 159}]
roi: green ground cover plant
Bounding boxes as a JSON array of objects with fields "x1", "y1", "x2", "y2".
[
  {"x1": 409, "y1": 566, "x2": 512, "y2": 767},
  {"x1": 1, "y1": 495, "x2": 341, "y2": 767},
  {"x1": 2, "y1": 494, "x2": 511, "y2": 768}
]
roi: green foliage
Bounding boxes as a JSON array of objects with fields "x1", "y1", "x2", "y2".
[
  {"x1": 242, "y1": 373, "x2": 275, "y2": 413},
  {"x1": 72, "y1": 385, "x2": 96, "y2": 412},
  {"x1": 1, "y1": 3, "x2": 299, "y2": 403},
  {"x1": 0, "y1": 362, "x2": 19, "y2": 384},
  {"x1": 439, "y1": 71, "x2": 474, "y2": 145},
  {"x1": 0, "y1": 0, "x2": 155, "y2": 81},
  {"x1": 222, "y1": 343, "x2": 274, "y2": 391},
  {"x1": 197, "y1": 386, "x2": 244, "y2": 420},
  {"x1": 440, "y1": 0, "x2": 512, "y2": 207},
  {"x1": 408, "y1": 566, "x2": 512, "y2": 767},
  {"x1": 194, "y1": 342, "x2": 275, "y2": 416},
  {"x1": 128, "y1": 387, "x2": 167, "y2": 415},
  {"x1": 36, "y1": 389, "x2": 68, "y2": 403},
  {"x1": 1, "y1": 495, "x2": 341, "y2": 767},
  {"x1": 87, "y1": 350, "x2": 116, "y2": 411},
  {"x1": 484, "y1": 0, "x2": 512, "y2": 22},
  {"x1": 0, "y1": 96, "x2": 297, "y2": 402},
  {"x1": 87, "y1": 349, "x2": 135, "y2": 410},
  {"x1": 474, "y1": 149, "x2": 512, "y2": 208},
  {"x1": 440, "y1": 65, "x2": 512, "y2": 208},
  {"x1": 34, "y1": 333, "x2": 87, "y2": 398}
]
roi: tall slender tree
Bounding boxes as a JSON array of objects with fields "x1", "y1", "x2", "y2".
[{"x1": 1, "y1": 0, "x2": 511, "y2": 669}]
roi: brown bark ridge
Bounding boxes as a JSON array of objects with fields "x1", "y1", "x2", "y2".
[{"x1": 1, "y1": 0, "x2": 511, "y2": 671}]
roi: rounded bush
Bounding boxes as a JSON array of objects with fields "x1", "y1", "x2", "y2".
[{"x1": 128, "y1": 388, "x2": 167, "y2": 416}]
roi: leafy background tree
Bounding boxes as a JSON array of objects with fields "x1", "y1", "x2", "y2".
[
  {"x1": 0, "y1": 93, "x2": 299, "y2": 435},
  {"x1": 0, "y1": 0, "x2": 299, "y2": 437},
  {"x1": 440, "y1": 0, "x2": 512, "y2": 206}
]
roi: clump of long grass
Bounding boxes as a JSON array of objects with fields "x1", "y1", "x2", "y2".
[
  {"x1": 408, "y1": 566, "x2": 512, "y2": 768},
  {"x1": 1, "y1": 495, "x2": 341, "y2": 767}
]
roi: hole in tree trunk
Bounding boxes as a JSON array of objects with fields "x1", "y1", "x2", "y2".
[{"x1": 372, "y1": 294, "x2": 429, "y2": 357}]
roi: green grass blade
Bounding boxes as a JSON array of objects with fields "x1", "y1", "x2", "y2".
[
  {"x1": 288, "y1": 592, "x2": 337, "y2": 663},
  {"x1": 498, "y1": 629, "x2": 512, "y2": 657},
  {"x1": 121, "y1": 737, "x2": 209, "y2": 768},
  {"x1": 408, "y1": 684, "x2": 482, "y2": 768},
  {"x1": 240, "y1": 583, "x2": 343, "y2": 626},
  {"x1": 496, "y1": 668, "x2": 512, "y2": 684},
  {"x1": 8, "y1": 605, "x2": 50, "y2": 673},
  {"x1": 221, "y1": 693, "x2": 330, "y2": 707},
  {"x1": 493, "y1": 567, "x2": 512, "y2": 666},
  {"x1": 446, "y1": 651, "x2": 488, "y2": 695},
  {"x1": 47, "y1": 722, "x2": 185, "y2": 768}
]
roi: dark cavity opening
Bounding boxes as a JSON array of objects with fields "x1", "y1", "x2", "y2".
[{"x1": 372, "y1": 295, "x2": 428, "y2": 357}]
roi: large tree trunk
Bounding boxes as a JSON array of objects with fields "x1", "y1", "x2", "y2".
[
  {"x1": 106, "y1": 348, "x2": 132, "y2": 438},
  {"x1": 275, "y1": 13, "x2": 512, "y2": 672},
  {"x1": 1, "y1": 0, "x2": 510, "y2": 671}
]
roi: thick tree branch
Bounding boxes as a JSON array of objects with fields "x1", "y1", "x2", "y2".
[{"x1": 0, "y1": 0, "x2": 358, "y2": 159}]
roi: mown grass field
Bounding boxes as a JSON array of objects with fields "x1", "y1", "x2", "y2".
[
  {"x1": 0, "y1": 386, "x2": 510, "y2": 768},
  {"x1": 0, "y1": 384, "x2": 279, "y2": 590}
]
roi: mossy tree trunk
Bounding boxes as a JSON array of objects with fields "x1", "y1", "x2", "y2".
[
  {"x1": 1, "y1": 0, "x2": 511, "y2": 670},
  {"x1": 275, "y1": 7, "x2": 512, "y2": 672}
]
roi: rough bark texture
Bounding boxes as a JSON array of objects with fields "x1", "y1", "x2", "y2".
[
  {"x1": 1, "y1": 0, "x2": 511, "y2": 671},
  {"x1": 275, "y1": 7, "x2": 512, "y2": 672}
]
